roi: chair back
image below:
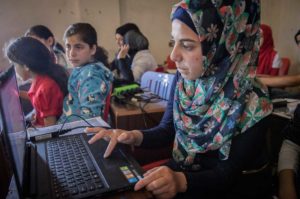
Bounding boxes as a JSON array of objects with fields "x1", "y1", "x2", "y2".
[
  {"x1": 102, "y1": 85, "x2": 112, "y2": 122},
  {"x1": 140, "y1": 71, "x2": 175, "y2": 100},
  {"x1": 278, "y1": 57, "x2": 290, "y2": 76}
]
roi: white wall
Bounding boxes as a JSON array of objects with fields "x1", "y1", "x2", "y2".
[
  {"x1": 119, "y1": 0, "x2": 178, "y2": 66},
  {"x1": 0, "y1": 0, "x2": 176, "y2": 71},
  {"x1": 0, "y1": 0, "x2": 80, "y2": 70},
  {"x1": 78, "y1": 0, "x2": 120, "y2": 60},
  {"x1": 1, "y1": 0, "x2": 300, "y2": 74}
]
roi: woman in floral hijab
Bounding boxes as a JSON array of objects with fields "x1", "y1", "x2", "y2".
[{"x1": 87, "y1": 0, "x2": 273, "y2": 198}]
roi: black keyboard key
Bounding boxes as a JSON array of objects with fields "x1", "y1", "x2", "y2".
[
  {"x1": 70, "y1": 187, "x2": 79, "y2": 195},
  {"x1": 79, "y1": 184, "x2": 87, "y2": 193}
]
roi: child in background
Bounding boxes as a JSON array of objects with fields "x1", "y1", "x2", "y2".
[
  {"x1": 25, "y1": 25, "x2": 70, "y2": 69},
  {"x1": 59, "y1": 23, "x2": 113, "y2": 123},
  {"x1": 5, "y1": 37, "x2": 68, "y2": 126}
]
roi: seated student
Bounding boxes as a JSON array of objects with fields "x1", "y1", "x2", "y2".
[
  {"x1": 86, "y1": 1, "x2": 273, "y2": 198},
  {"x1": 58, "y1": 23, "x2": 113, "y2": 123},
  {"x1": 258, "y1": 29, "x2": 300, "y2": 99},
  {"x1": 25, "y1": 25, "x2": 70, "y2": 69},
  {"x1": 5, "y1": 37, "x2": 68, "y2": 126},
  {"x1": 257, "y1": 24, "x2": 282, "y2": 76},
  {"x1": 115, "y1": 30, "x2": 157, "y2": 83},
  {"x1": 278, "y1": 104, "x2": 300, "y2": 199},
  {"x1": 110, "y1": 23, "x2": 141, "y2": 85}
]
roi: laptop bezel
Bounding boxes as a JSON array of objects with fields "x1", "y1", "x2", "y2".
[{"x1": 0, "y1": 66, "x2": 28, "y2": 198}]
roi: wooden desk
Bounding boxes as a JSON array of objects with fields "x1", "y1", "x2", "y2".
[{"x1": 110, "y1": 100, "x2": 167, "y2": 130}]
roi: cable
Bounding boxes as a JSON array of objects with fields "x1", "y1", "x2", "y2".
[
  {"x1": 26, "y1": 120, "x2": 38, "y2": 131},
  {"x1": 59, "y1": 114, "x2": 96, "y2": 135}
]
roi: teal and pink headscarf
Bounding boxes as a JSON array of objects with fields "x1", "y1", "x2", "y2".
[{"x1": 171, "y1": 0, "x2": 272, "y2": 166}]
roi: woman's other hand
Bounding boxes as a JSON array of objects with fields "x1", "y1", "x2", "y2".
[
  {"x1": 134, "y1": 166, "x2": 187, "y2": 199},
  {"x1": 279, "y1": 170, "x2": 297, "y2": 199},
  {"x1": 85, "y1": 127, "x2": 143, "y2": 158},
  {"x1": 117, "y1": 44, "x2": 129, "y2": 59},
  {"x1": 19, "y1": 90, "x2": 30, "y2": 100}
]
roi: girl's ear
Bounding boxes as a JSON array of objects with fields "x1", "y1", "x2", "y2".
[
  {"x1": 91, "y1": 44, "x2": 97, "y2": 56},
  {"x1": 24, "y1": 65, "x2": 30, "y2": 71},
  {"x1": 46, "y1": 37, "x2": 55, "y2": 48}
]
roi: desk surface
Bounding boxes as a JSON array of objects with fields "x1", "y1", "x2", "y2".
[
  {"x1": 110, "y1": 100, "x2": 167, "y2": 117},
  {"x1": 110, "y1": 100, "x2": 168, "y2": 130}
]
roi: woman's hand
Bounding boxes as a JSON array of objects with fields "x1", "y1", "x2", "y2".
[
  {"x1": 134, "y1": 166, "x2": 187, "y2": 199},
  {"x1": 117, "y1": 44, "x2": 129, "y2": 59},
  {"x1": 279, "y1": 170, "x2": 297, "y2": 199},
  {"x1": 19, "y1": 90, "x2": 30, "y2": 100},
  {"x1": 85, "y1": 127, "x2": 143, "y2": 158}
]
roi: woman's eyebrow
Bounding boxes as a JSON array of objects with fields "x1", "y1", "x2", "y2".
[{"x1": 179, "y1": 38, "x2": 198, "y2": 43}]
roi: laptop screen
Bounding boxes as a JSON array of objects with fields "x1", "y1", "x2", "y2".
[{"x1": 0, "y1": 66, "x2": 26, "y2": 188}]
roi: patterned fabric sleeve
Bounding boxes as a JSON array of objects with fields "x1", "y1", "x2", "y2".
[{"x1": 77, "y1": 65, "x2": 112, "y2": 119}]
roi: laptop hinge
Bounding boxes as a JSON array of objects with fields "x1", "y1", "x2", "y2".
[{"x1": 24, "y1": 142, "x2": 37, "y2": 197}]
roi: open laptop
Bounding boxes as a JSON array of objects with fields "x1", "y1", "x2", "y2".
[{"x1": 0, "y1": 66, "x2": 144, "y2": 199}]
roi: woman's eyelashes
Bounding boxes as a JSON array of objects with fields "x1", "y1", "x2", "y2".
[{"x1": 180, "y1": 41, "x2": 197, "y2": 51}]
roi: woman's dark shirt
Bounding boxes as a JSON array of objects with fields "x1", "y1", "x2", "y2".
[{"x1": 140, "y1": 72, "x2": 270, "y2": 197}]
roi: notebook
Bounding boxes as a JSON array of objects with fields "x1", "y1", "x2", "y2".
[{"x1": 0, "y1": 66, "x2": 144, "y2": 199}]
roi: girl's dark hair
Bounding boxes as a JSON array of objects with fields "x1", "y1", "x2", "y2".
[
  {"x1": 115, "y1": 23, "x2": 140, "y2": 36},
  {"x1": 63, "y1": 23, "x2": 109, "y2": 67},
  {"x1": 95, "y1": 46, "x2": 109, "y2": 67},
  {"x1": 5, "y1": 37, "x2": 68, "y2": 96},
  {"x1": 295, "y1": 29, "x2": 300, "y2": 44},
  {"x1": 54, "y1": 42, "x2": 65, "y2": 53},
  {"x1": 124, "y1": 30, "x2": 149, "y2": 51},
  {"x1": 25, "y1": 25, "x2": 55, "y2": 47}
]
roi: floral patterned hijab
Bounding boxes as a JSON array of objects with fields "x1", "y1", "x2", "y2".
[{"x1": 172, "y1": 0, "x2": 272, "y2": 165}]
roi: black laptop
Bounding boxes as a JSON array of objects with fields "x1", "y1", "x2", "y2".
[{"x1": 0, "y1": 66, "x2": 144, "y2": 199}]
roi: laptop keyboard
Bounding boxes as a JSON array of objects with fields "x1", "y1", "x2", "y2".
[{"x1": 47, "y1": 135, "x2": 104, "y2": 198}]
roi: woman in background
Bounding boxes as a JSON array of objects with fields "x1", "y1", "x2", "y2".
[
  {"x1": 110, "y1": 23, "x2": 141, "y2": 85},
  {"x1": 115, "y1": 30, "x2": 157, "y2": 83},
  {"x1": 5, "y1": 37, "x2": 68, "y2": 126},
  {"x1": 59, "y1": 23, "x2": 113, "y2": 123},
  {"x1": 257, "y1": 24, "x2": 282, "y2": 76}
]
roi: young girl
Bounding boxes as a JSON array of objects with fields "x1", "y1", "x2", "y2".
[
  {"x1": 5, "y1": 37, "x2": 68, "y2": 126},
  {"x1": 59, "y1": 23, "x2": 113, "y2": 123}
]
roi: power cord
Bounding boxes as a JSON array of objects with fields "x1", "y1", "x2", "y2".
[{"x1": 58, "y1": 114, "x2": 110, "y2": 135}]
